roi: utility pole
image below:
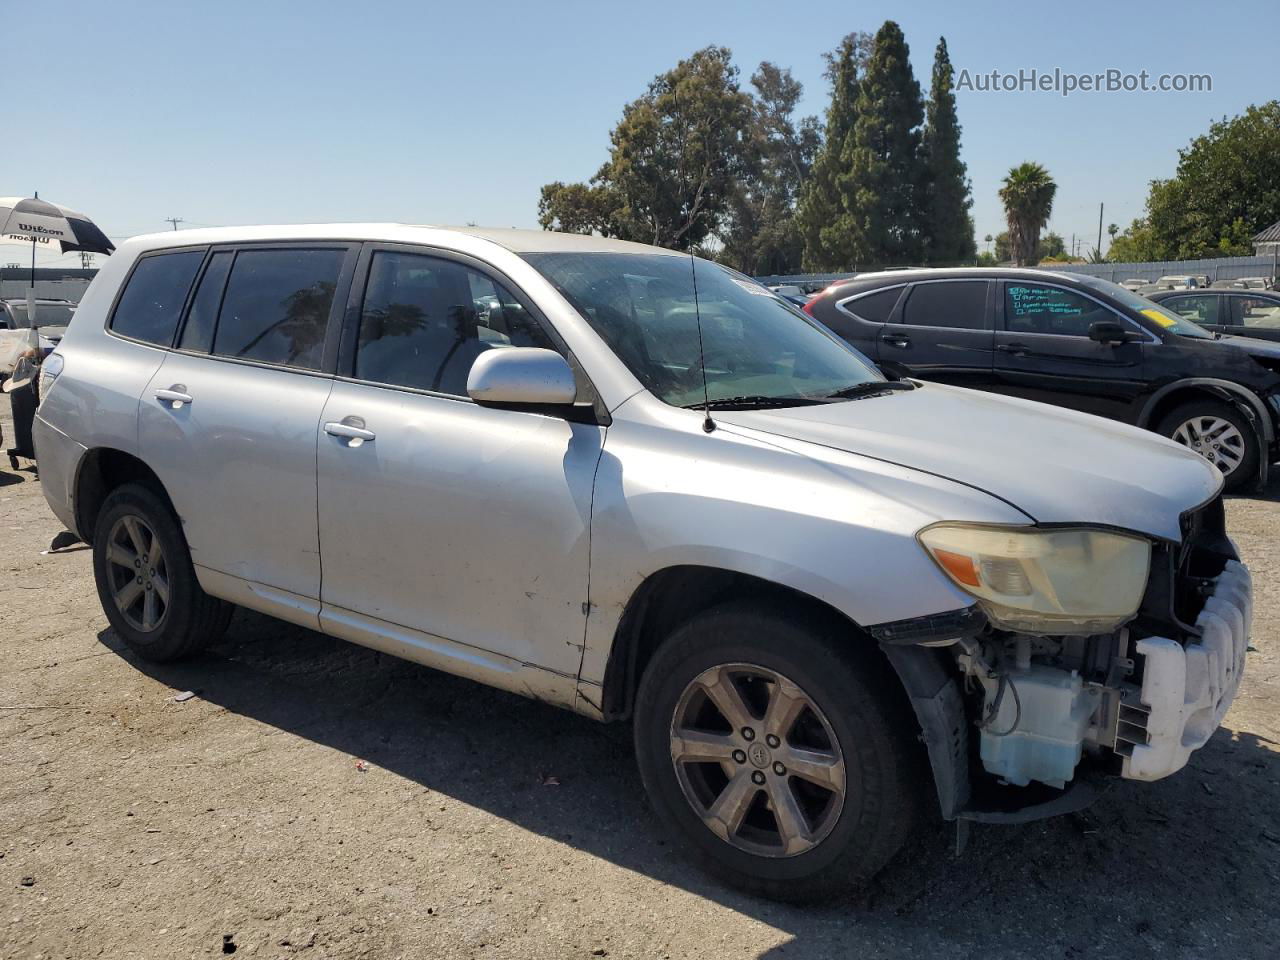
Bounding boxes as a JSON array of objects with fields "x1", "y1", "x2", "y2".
[
  {"x1": 1097, "y1": 203, "x2": 1104, "y2": 258},
  {"x1": 79, "y1": 251, "x2": 95, "y2": 270},
  {"x1": 164, "y1": 217, "x2": 184, "y2": 231},
  {"x1": 1070, "y1": 234, "x2": 1076, "y2": 259}
]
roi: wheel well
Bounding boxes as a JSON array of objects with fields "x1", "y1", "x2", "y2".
[
  {"x1": 1143, "y1": 385, "x2": 1249, "y2": 432},
  {"x1": 599, "y1": 565, "x2": 872, "y2": 720},
  {"x1": 75, "y1": 449, "x2": 174, "y2": 544}
]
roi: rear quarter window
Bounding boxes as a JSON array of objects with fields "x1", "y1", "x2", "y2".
[
  {"x1": 110, "y1": 250, "x2": 206, "y2": 346},
  {"x1": 839, "y1": 286, "x2": 903, "y2": 323}
]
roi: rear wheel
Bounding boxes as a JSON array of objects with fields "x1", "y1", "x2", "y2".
[
  {"x1": 92, "y1": 484, "x2": 233, "y2": 662},
  {"x1": 633, "y1": 601, "x2": 924, "y2": 902},
  {"x1": 1157, "y1": 400, "x2": 1259, "y2": 492}
]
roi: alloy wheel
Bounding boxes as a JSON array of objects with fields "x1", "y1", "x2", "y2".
[
  {"x1": 1171, "y1": 416, "x2": 1246, "y2": 476},
  {"x1": 105, "y1": 515, "x2": 169, "y2": 632},
  {"x1": 669, "y1": 663, "x2": 846, "y2": 858}
]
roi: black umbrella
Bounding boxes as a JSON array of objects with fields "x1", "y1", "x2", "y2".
[{"x1": 1, "y1": 193, "x2": 115, "y2": 287}]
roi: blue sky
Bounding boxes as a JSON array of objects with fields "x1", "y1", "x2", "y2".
[{"x1": 5, "y1": 0, "x2": 1275, "y2": 268}]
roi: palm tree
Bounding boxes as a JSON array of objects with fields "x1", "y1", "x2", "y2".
[
  {"x1": 983, "y1": 233, "x2": 993, "y2": 254},
  {"x1": 998, "y1": 163, "x2": 1057, "y2": 266}
]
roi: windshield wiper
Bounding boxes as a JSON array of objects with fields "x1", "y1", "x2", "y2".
[
  {"x1": 681, "y1": 395, "x2": 828, "y2": 411},
  {"x1": 824, "y1": 381, "x2": 917, "y2": 400}
]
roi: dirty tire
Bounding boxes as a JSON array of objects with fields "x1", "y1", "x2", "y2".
[
  {"x1": 633, "y1": 601, "x2": 925, "y2": 903},
  {"x1": 1156, "y1": 399, "x2": 1259, "y2": 493},
  {"x1": 92, "y1": 483, "x2": 233, "y2": 662}
]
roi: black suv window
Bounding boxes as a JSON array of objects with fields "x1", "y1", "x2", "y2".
[
  {"x1": 212, "y1": 249, "x2": 345, "y2": 369},
  {"x1": 1162, "y1": 294, "x2": 1219, "y2": 325},
  {"x1": 841, "y1": 286, "x2": 903, "y2": 323},
  {"x1": 354, "y1": 251, "x2": 558, "y2": 396},
  {"x1": 900, "y1": 281, "x2": 988, "y2": 329},
  {"x1": 110, "y1": 250, "x2": 205, "y2": 345},
  {"x1": 1005, "y1": 283, "x2": 1112, "y2": 337}
]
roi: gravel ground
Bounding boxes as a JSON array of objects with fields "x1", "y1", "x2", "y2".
[{"x1": 1, "y1": 404, "x2": 1277, "y2": 960}]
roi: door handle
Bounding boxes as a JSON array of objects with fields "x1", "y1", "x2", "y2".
[
  {"x1": 325, "y1": 419, "x2": 376, "y2": 446},
  {"x1": 155, "y1": 385, "x2": 193, "y2": 409},
  {"x1": 880, "y1": 333, "x2": 911, "y2": 348},
  {"x1": 996, "y1": 343, "x2": 1030, "y2": 356}
]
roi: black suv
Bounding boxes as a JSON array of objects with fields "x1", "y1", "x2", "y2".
[{"x1": 806, "y1": 268, "x2": 1280, "y2": 490}]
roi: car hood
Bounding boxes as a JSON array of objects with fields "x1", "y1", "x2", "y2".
[
  {"x1": 712, "y1": 383, "x2": 1221, "y2": 542},
  {"x1": 1215, "y1": 333, "x2": 1280, "y2": 358}
]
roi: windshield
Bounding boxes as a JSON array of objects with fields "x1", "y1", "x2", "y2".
[
  {"x1": 521, "y1": 252, "x2": 882, "y2": 407},
  {"x1": 1073, "y1": 274, "x2": 1214, "y2": 339},
  {"x1": 5, "y1": 303, "x2": 74, "y2": 328}
]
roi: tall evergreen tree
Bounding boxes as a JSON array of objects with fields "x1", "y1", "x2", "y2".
[
  {"x1": 920, "y1": 38, "x2": 975, "y2": 263},
  {"x1": 838, "y1": 21, "x2": 927, "y2": 265},
  {"x1": 796, "y1": 32, "x2": 871, "y2": 271}
]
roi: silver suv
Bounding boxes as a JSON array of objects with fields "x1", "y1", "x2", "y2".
[{"x1": 34, "y1": 225, "x2": 1252, "y2": 901}]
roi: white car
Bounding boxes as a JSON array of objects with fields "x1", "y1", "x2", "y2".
[{"x1": 34, "y1": 224, "x2": 1252, "y2": 900}]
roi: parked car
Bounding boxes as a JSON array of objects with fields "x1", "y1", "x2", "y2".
[
  {"x1": 1119, "y1": 278, "x2": 1150, "y2": 291},
  {"x1": 0, "y1": 299, "x2": 73, "y2": 468},
  {"x1": 0, "y1": 297, "x2": 74, "y2": 355},
  {"x1": 767, "y1": 283, "x2": 806, "y2": 298},
  {"x1": 1239, "y1": 276, "x2": 1277, "y2": 290},
  {"x1": 35, "y1": 226, "x2": 1251, "y2": 901},
  {"x1": 1154, "y1": 275, "x2": 1208, "y2": 290},
  {"x1": 1147, "y1": 288, "x2": 1280, "y2": 342},
  {"x1": 806, "y1": 267, "x2": 1280, "y2": 491},
  {"x1": 766, "y1": 284, "x2": 812, "y2": 309}
]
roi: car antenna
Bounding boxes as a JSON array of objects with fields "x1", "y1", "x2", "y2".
[{"x1": 689, "y1": 249, "x2": 715, "y2": 433}]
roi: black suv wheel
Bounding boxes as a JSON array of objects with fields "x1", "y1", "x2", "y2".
[{"x1": 1157, "y1": 400, "x2": 1259, "y2": 491}]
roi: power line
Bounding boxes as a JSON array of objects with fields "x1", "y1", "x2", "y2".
[{"x1": 164, "y1": 217, "x2": 184, "y2": 231}]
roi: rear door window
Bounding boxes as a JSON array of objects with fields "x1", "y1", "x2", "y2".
[
  {"x1": 900, "y1": 281, "x2": 988, "y2": 329},
  {"x1": 110, "y1": 250, "x2": 205, "y2": 346},
  {"x1": 212, "y1": 248, "x2": 345, "y2": 369},
  {"x1": 178, "y1": 251, "x2": 234, "y2": 353},
  {"x1": 1003, "y1": 283, "x2": 1112, "y2": 337}
]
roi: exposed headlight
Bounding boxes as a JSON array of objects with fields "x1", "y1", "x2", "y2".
[{"x1": 917, "y1": 523, "x2": 1151, "y2": 635}]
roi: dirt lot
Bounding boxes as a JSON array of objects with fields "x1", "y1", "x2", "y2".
[{"x1": 1, "y1": 406, "x2": 1277, "y2": 960}]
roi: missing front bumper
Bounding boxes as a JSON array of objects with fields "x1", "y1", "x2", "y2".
[{"x1": 1120, "y1": 560, "x2": 1253, "y2": 781}]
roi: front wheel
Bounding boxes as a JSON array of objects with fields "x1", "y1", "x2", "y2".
[
  {"x1": 1157, "y1": 400, "x2": 1259, "y2": 492},
  {"x1": 633, "y1": 602, "x2": 925, "y2": 902}
]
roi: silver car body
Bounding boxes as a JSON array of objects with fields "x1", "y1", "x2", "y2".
[{"x1": 34, "y1": 224, "x2": 1249, "y2": 812}]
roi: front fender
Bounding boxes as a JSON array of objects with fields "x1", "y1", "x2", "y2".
[
  {"x1": 577, "y1": 409, "x2": 1031, "y2": 689},
  {"x1": 1138, "y1": 378, "x2": 1273, "y2": 486}
]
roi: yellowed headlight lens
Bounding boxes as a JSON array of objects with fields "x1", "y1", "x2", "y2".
[{"x1": 918, "y1": 524, "x2": 1151, "y2": 635}]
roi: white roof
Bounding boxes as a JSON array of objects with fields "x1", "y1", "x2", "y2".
[{"x1": 122, "y1": 223, "x2": 681, "y2": 257}]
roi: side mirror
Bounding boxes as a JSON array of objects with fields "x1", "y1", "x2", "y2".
[
  {"x1": 1088, "y1": 320, "x2": 1144, "y2": 345},
  {"x1": 466, "y1": 347, "x2": 577, "y2": 407}
]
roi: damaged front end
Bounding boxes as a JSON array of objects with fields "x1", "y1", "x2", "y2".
[{"x1": 872, "y1": 495, "x2": 1252, "y2": 823}]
